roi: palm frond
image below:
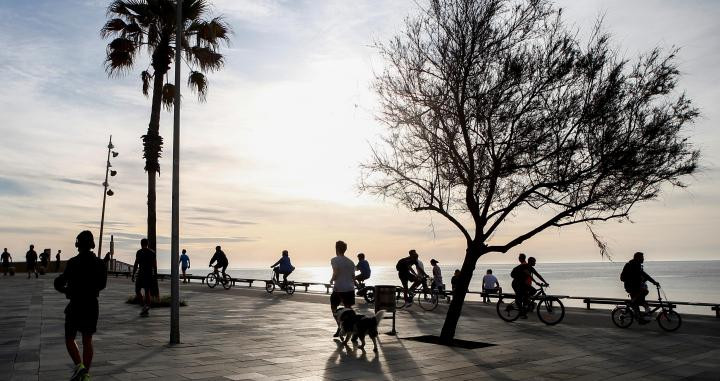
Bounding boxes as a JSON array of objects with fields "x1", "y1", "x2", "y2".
[
  {"x1": 141, "y1": 70, "x2": 152, "y2": 96},
  {"x1": 105, "y1": 50, "x2": 135, "y2": 76},
  {"x1": 189, "y1": 46, "x2": 224, "y2": 72},
  {"x1": 187, "y1": 71, "x2": 207, "y2": 102},
  {"x1": 187, "y1": 17, "x2": 231, "y2": 49},
  {"x1": 184, "y1": 0, "x2": 209, "y2": 22},
  {"x1": 161, "y1": 83, "x2": 176, "y2": 110},
  {"x1": 108, "y1": 37, "x2": 136, "y2": 53},
  {"x1": 100, "y1": 18, "x2": 127, "y2": 38}
]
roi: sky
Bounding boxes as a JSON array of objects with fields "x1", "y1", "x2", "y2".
[{"x1": 0, "y1": 0, "x2": 718, "y2": 269}]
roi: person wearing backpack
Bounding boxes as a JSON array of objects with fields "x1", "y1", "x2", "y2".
[{"x1": 621, "y1": 252, "x2": 659, "y2": 322}]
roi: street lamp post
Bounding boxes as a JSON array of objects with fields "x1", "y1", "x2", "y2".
[
  {"x1": 98, "y1": 135, "x2": 118, "y2": 258},
  {"x1": 170, "y1": 0, "x2": 182, "y2": 345}
]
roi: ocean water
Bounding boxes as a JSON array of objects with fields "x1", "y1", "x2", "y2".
[{"x1": 177, "y1": 261, "x2": 720, "y2": 315}]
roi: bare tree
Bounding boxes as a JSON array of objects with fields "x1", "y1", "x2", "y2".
[{"x1": 361, "y1": 0, "x2": 699, "y2": 341}]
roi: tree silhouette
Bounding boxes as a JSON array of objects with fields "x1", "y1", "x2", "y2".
[
  {"x1": 362, "y1": 0, "x2": 699, "y2": 341},
  {"x1": 102, "y1": 0, "x2": 230, "y2": 251}
]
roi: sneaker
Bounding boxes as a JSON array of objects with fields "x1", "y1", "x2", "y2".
[
  {"x1": 81, "y1": 373, "x2": 91, "y2": 381},
  {"x1": 140, "y1": 306, "x2": 149, "y2": 317},
  {"x1": 333, "y1": 328, "x2": 340, "y2": 337},
  {"x1": 70, "y1": 363, "x2": 87, "y2": 381}
]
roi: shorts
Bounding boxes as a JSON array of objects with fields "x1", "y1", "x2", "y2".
[
  {"x1": 27, "y1": 262, "x2": 36, "y2": 271},
  {"x1": 398, "y1": 271, "x2": 417, "y2": 284},
  {"x1": 330, "y1": 291, "x2": 355, "y2": 310},
  {"x1": 135, "y1": 273, "x2": 154, "y2": 294},
  {"x1": 355, "y1": 274, "x2": 370, "y2": 282},
  {"x1": 181, "y1": 265, "x2": 188, "y2": 272},
  {"x1": 65, "y1": 299, "x2": 99, "y2": 338}
]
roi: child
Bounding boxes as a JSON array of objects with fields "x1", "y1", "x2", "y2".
[{"x1": 54, "y1": 231, "x2": 107, "y2": 381}]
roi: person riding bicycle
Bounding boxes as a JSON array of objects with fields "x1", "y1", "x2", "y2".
[
  {"x1": 621, "y1": 252, "x2": 659, "y2": 322},
  {"x1": 209, "y1": 246, "x2": 229, "y2": 276},
  {"x1": 510, "y1": 254, "x2": 548, "y2": 318},
  {"x1": 396, "y1": 249, "x2": 428, "y2": 303},
  {"x1": 355, "y1": 253, "x2": 371, "y2": 287},
  {"x1": 270, "y1": 250, "x2": 295, "y2": 286}
]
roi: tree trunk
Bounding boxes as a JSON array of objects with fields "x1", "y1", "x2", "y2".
[
  {"x1": 440, "y1": 245, "x2": 483, "y2": 341},
  {"x1": 145, "y1": 69, "x2": 166, "y2": 252}
]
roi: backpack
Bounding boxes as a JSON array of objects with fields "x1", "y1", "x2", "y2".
[
  {"x1": 510, "y1": 264, "x2": 523, "y2": 280},
  {"x1": 620, "y1": 262, "x2": 631, "y2": 282},
  {"x1": 395, "y1": 258, "x2": 405, "y2": 272}
]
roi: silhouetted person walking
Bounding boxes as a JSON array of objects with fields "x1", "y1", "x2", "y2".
[
  {"x1": 26, "y1": 245, "x2": 38, "y2": 279},
  {"x1": 2, "y1": 248, "x2": 12, "y2": 276},
  {"x1": 132, "y1": 239, "x2": 157, "y2": 317},
  {"x1": 330, "y1": 240, "x2": 355, "y2": 337},
  {"x1": 621, "y1": 252, "x2": 659, "y2": 322},
  {"x1": 180, "y1": 249, "x2": 190, "y2": 283},
  {"x1": 55, "y1": 250, "x2": 62, "y2": 272},
  {"x1": 54, "y1": 230, "x2": 107, "y2": 381}
]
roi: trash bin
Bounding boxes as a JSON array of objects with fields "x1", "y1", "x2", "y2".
[{"x1": 374, "y1": 285, "x2": 398, "y2": 335}]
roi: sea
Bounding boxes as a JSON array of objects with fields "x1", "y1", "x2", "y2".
[{"x1": 169, "y1": 260, "x2": 720, "y2": 316}]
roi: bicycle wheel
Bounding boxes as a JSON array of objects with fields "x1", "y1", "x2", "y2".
[
  {"x1": 222, "y1": 274, "x2": 233, "y2": 290},
  {"x1": 496, "y1": 298, "x2": 521, "y2": 322},
  {"x1": 611, "y1": 306, "x2": 634, "y2": 328},
  {"x1": 285, "y1": 282, "x2": 296, "y2": 295},
  {"x1": 418, "y1": 290, "x2": 439, "y2": 311},
  {"x1": 657, "y1": 310, "x2": 682, "y2": 332},
  {"x1": 395, "y1": 289, "x2": 408, "y2": 309},
  {"x1": 364, "y1": 288, "x2": 375, "y2": 304},
  {"x1": 265, "y1": 281, "x2": 275, "y2": 293},
  {"x1": 536, "y1": 296, "x2": 565, "y2": 325},
  {"x1": 206, "y1": 272, "x2": 217, "y2": 289}
]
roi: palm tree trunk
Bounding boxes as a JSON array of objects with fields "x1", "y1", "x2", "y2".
[
  {"x1": 144, "y1": 71, "x2": 166, "y2": 252},
  {"x1": 440, "y1": 245, "x2": 483, "y2": 341}
]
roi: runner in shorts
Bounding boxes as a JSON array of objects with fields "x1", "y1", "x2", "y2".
[
  {"x1": 54, "y1": 230, "x2": 107, "y2": 381},
  {"x1": 26, "y1": 245, "x2": 38, "y2": 279},
  {"x1": 330, "y1": 240, "x2": 355, "y2": 337}
]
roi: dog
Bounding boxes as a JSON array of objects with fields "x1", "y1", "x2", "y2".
[{"x1": 334, "y1": 308, "x2": 386, "y2": 352}]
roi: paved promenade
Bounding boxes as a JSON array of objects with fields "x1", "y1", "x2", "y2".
[{"x1": 1, "y1": 275, "x2": 718, "y2": 381}]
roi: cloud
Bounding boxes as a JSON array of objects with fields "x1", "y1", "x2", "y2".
[{"x1": 0, "y1": 177, "x2": 30, "y2": 196}]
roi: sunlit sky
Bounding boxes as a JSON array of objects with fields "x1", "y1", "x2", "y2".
[{"x1": 0, "y1": 0, "x2": 718, "y2": 268}]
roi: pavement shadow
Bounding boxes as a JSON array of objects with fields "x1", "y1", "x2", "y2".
[{"x1": 323, "y1": 340, "x2": 389, "y2": 380}]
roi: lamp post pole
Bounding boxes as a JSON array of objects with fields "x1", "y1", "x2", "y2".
[
  {"x1": 170, "y1": 0, "x2": 182, "y2": 345},
  {"x1": 98, "y1": 135, "x2": 114, "y2": 258}
]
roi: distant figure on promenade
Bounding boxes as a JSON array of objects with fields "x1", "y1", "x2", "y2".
[
  {"x1": 355, "y1": 252, "x2": 371, "y2": 287},
  {"x1": 103, "y1": 252, "x2": 111, "y2": 269},
  {"x1": 132, "y1": 239, "x2": 157, "y2": 317},
  {"x1": 53, "y1": 230, "x2": 107, "y2": 381},
  {"x1": 330, "y1": 240, "x2": 355, "y2": 337},
  {"x1": 451, "y1": 269, "x2": 460, "y2": 294},
  {"x1": 482, "y1": 269, "x2": 501, "y2": 303},
  {"x1": 26, "y1": 245, "x2": 38, "y2": 279},
  {"x1": 55, "y1": 250, "x2": 62, "y2": 272},
  {"x1": 621, "y1": 252, "x2": 659, "y2": 322},
  {"x1": 271, "y1": 250, "x2": 295, "y2": 285},
  {"x1": 396, "y1": 249, "x2": 428, "y2": 303},
  {"x1": 180, "y1": 249, "x2": 190, "y2": 283},
  {"x1": 209, "y1": 246, "x2": 229, "y2": 277},
  {"x1": 2, "y1": 248, "x2": 12, "y2": 276},
  {"x1": 430, "y1": 259, "x2": 443, "y2": 291},
  {"x1": 39, "y1": 250, "x2": 50, "y2": 273}
]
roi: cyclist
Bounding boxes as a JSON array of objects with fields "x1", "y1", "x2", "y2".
[
  {"x1": 355, "y1": 253, "x2": 371, "y2": 287},
  {"x1": 270, "y1": 250, "x2": 295, "y2": 285},
  {"x1": 621, "y1": 252, "x2": 659, "y2": 322},
  {"x1": 510, "y1": 254, "x2": 548, "y2": 318},
  {"x1": 396, "y1": 249, "x2": 428, "y2": 303},
  {"x1": 209, "y1": 246, "x2": 229, "y2": 277}
]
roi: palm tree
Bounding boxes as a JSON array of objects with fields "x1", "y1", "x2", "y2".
[{"x1": 102, "y1": 0, "x2": 230, "y2": 251}]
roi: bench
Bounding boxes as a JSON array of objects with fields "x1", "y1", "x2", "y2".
[
  {"x1": 581, "y1": 297, "x2": 676, "y2": 310},
  {"x1": 230, "y1": 278, "x2": 255, "y2": 287}
]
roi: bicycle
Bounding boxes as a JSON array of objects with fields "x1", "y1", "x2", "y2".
[
  {"x1": 265, "y1": 267, "x2": 295, "y2": 295},
  {"x1": 356, "y1": 281, "x2": 375, "y2": 303},
  {"x1": 496, "y1": 283, "x2": 565, "y2": 325},
  {"x1": 395, "y1": 276, "x2": 440, "y2": 311},
  {"x1": 206, "y1": 266, "x2": 232, "y2": 290},
  {"x1": 611, "y1": 284, "x2": 681, "y2": 332}
]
